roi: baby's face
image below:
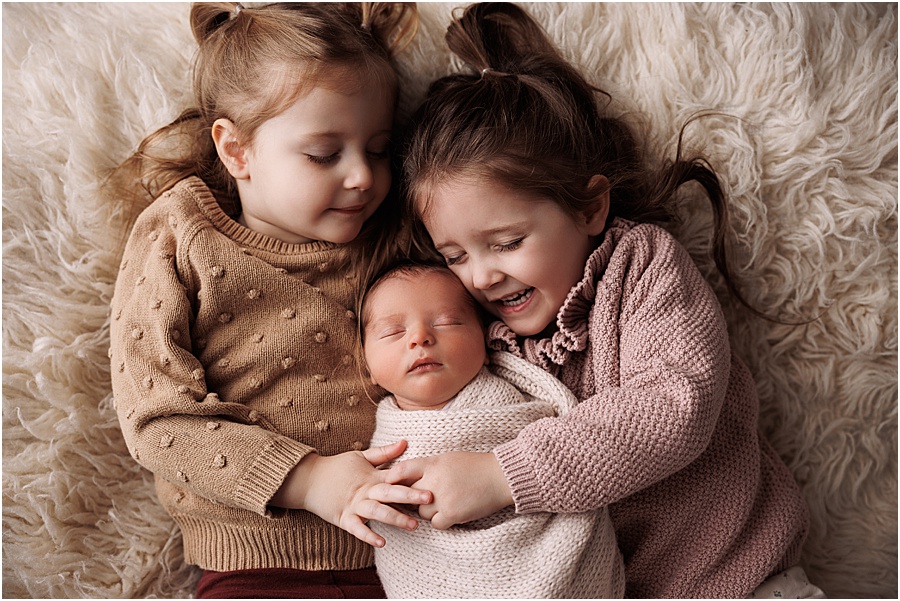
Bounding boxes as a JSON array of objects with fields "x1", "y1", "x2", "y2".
[{"x1": 363, "y1": 271, "x2": 487, "y2": 410}]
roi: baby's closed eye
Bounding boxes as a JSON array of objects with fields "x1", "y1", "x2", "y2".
[
  {"x1": 433, "y1": 319, "x2": 461, "y2": 327},
  {"x1": 378, "y1": 328, "x2": 405, "y2": 339}
]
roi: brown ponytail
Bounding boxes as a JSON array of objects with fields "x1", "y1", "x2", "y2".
[
  {"x1": 404, "y1": 2, "x2": 794, "y2": 323},
  {"x1": 361, "y1": 2, "x2": 419, "y2": 55},
  {"x1": 189, "y1": 2, "x2": 238, "y2": 45}
]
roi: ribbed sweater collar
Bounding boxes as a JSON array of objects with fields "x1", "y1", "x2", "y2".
[{"x1": 183, "y1": 176, "x2": 344, "y2": 256}]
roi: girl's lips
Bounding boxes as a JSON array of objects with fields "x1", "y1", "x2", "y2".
[
  {"x1": 495, "y1": 287, "x2": 535, "y2": 315},
  {"x1": 330, "y1": 204, "x2": 366, "y2": 216}
]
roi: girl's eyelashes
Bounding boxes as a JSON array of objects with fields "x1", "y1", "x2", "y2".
[
  {"x1": 443, "y1": 253, "x2": 465, "y2": 266},
  {"x1": 306, "y1": 152, "x2": 339, "y2": 165},
  {"x1": 443, "y1": 238, "x2": 524, "y2": 265},
  {"x1": 306, "y1": 146, "x2": 389, "y2": 165},
  {"x1": 496, "y1": 237, "x2": 524, "y2": 252},
  {"x1": 367, "y1": 145, "x2": 391, "y2": 160}
]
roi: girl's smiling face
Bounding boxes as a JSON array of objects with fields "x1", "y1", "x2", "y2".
[{"x1": 421, "y1": 175, "x2": 608, "y2": 337}]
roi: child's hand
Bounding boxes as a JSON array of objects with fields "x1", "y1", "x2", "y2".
[
  {"x1": 384, "y1": 451, "x2": 513, "y2": 529},
  {"x1": 270, "y1": 440, "x2": 433, "y2": 547}
]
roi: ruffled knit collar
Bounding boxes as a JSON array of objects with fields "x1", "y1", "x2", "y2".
[{"x1": 486, "y1": 218, "x2": 635, "y2": 372}]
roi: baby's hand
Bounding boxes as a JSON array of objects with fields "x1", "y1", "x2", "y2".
[
  {"x1": 384, "y1": 451, "x2": 513, "y2": 529},
  {"x1": 271, "y1": 440, "x2": 433, "y2": 547}
]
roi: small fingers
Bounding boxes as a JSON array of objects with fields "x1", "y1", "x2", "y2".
[
  {"x1": 357, "y1": 498, "x2": 419, "y2": 532},
  {"x1": 430, "y1": 511, "x2": 457, "y2": 530},
  {"x1": 341, "y1": 514, "x2": 386, "y2": 548},
  {"x1": 384, "y1": 457, "x2": 427, "y2": 486},
  {"x1": 417, "y1": 502, "x2": 437, "y2": 522},
  {"x1": 362, "y1": 440, "x2": 407, "y2": 467},
  {"x1": 368, "y1": 482, "x2": 432, "y2": 506}
]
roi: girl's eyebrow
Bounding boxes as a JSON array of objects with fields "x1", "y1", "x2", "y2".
[
  {"x1": 302, "y1": 128, "x2": 392, "y2": 141},
  {"x1": 484, "y1": 223, "x2": 528, "y2": 235},
  {"x1": 302, "y1": 131, "x2": 340, "y2": 140},
  {"x1": 433, "y1": 223, "x2": 528, "y2": 251},
  {"x1": 432, "y1": 241, "x2": 456, "y2": 253}
]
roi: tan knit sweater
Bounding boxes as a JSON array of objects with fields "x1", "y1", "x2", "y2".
[{"x1": 109, "y1": 177, "x2": 379, "y2": 572}]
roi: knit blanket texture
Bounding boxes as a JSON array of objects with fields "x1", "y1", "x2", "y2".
[
  {"x1": 2, "y1": 3, "x2": 896, "y2": 598},
  {"x1": 369, "y1": 351, "x2": 624, "y2": 599}
]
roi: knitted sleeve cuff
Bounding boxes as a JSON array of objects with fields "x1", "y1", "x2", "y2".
[
  {"x1": 235, "y1": 435, "x2": 315, "y2": 516},
  {"x1": 493, "y1": 443, "x2": 545, "y2": 514}
]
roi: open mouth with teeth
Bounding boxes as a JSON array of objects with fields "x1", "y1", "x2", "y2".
[{"x1": 497, "y1": 288, "x2": 535, "y2": 307}]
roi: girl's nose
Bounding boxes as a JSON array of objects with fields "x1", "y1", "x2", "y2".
[
  {"x1": 344, "y1": 154, "x2": 374, "y2": 191},
  {"x1": 471, "y1": 260, "x2": 504, "y2": 291}
]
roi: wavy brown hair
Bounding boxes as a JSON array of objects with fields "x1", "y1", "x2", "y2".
[
  {"x1": 403, "y1": 2, "x2": 778, "y2": 320},
  {"x1": 108, "y1": 1, "x2": 418, "y2": 285}
]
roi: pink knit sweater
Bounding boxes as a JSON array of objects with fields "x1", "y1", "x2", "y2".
[{"x1": 487, "y1": 218, "x2": 808, "y2": 598}]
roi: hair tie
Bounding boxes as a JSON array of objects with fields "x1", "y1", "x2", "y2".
[
  {"x1": 231, "y1": 3, "x2": 243, "y2": 19},
  {"x1": 480, "y1": 67, "x2": 510, "y2": 79}
]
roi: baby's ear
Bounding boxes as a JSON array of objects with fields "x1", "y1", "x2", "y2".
[
  {"x1": 583, "y1": 174, "x2": 610, "y2": 236},
  {"x1": 211, "y1": 118, "x2": 250, "y2": 179}
]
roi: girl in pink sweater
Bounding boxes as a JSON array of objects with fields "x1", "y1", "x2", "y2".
[{"x1": 387, "y1": 3, "x2": 824, "y2": 598}]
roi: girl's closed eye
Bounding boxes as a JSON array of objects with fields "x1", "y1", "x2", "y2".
[
  {"x1": 443, "y1": 252, "x2": 466, "y2": 266},
  {"x1": 367, "y1": 144, "x2": 391, "y2": 160},
  {"x1": 306, "y1": 152, "x2": 339, "y2": 165},
  {"x1": 495, "y1": 237, "x2": 524, "y2": 252}
]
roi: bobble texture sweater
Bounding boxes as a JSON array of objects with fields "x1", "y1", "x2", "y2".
[
  {"x1": 487, "y1": 219, "x2": 809, "y2": 598},
  {"x1": 369, "y1": 352, "x2": 624, "y2": 599},
  {"x1": 109, "y1": 177, "x2": 379, "y2": 572}
]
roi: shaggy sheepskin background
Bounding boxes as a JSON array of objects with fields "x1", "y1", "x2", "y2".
[{"x1": 2, "y1": 2, "x2": 896, "y2": 598}]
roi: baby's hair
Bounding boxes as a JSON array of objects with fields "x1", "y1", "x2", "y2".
[
  {"x1": 359, "y1": 261, "x2": 481, "y2": 344},
  {"x1": 107, "y1": 2, "x2": 417, "y2": 271},
  {"x1": 403, "y1": 2, "x2": 778, "y2": 321}
]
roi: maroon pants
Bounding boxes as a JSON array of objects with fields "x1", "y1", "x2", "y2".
[{"x1": 196, "y1": 567, "x2": 386, "y2": 599}]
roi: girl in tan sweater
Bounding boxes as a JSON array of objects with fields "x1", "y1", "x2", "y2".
[{"x1": 107, "y1": 3, "x2": 428, "y2": 598}]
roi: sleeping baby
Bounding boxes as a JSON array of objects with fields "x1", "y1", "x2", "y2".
[{"x1": 360, "y1": 262, "x2": 624, "y2": 599}]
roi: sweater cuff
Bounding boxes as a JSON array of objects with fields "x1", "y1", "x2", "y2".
[
  {"x1": 235, "y1": 435, "x2": 314, "y2": 516},
  {"x1": 493, "y1": 442, "x2": 544, "y2": 514}
]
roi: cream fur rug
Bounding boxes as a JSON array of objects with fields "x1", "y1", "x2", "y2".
[{"x1": 2, "y1": 3, "x2": 896, "y2": 598}]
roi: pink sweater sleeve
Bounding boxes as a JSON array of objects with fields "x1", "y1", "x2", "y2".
[{"x1": 493, "y1": 227, "x2": 732, "y2": 513}]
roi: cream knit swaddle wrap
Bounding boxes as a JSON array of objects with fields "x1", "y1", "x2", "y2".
[{"x1": 370, "y1": 351, "x2": 624, "y2": 599}]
